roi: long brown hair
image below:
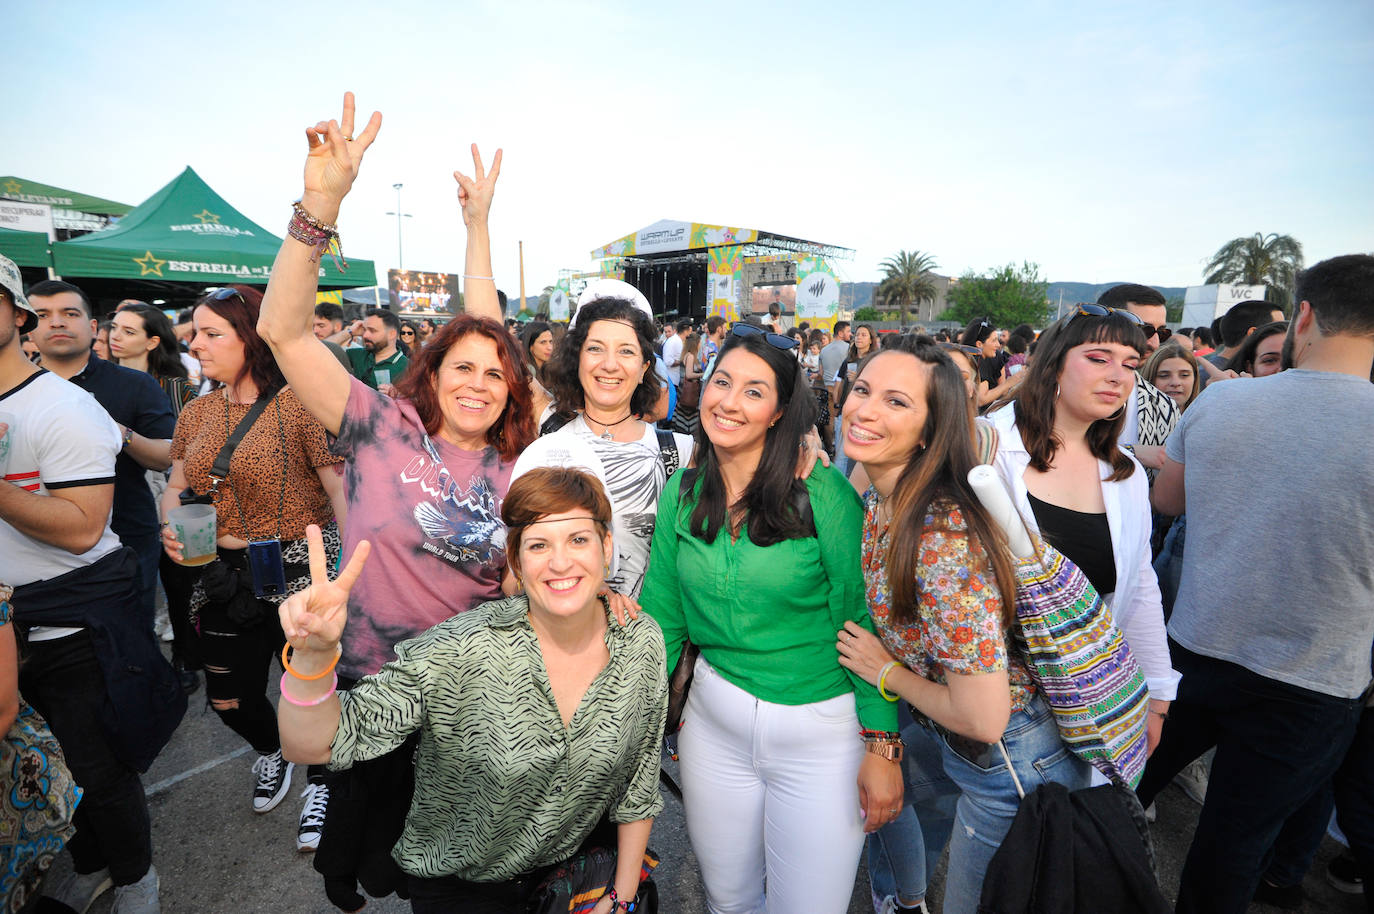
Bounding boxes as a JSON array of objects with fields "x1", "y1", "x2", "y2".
[
  {"x1": 871, "y1": 340, "x2": 1018, "y2": 628},
  {"x1": 394, "y1": 314, "x2": 535, "y2": 462},
  {"x1": 1007, "y1": 310, "x2": 1146, "y2": 483},
  {"x1": 1142, "y1": 341, "x2": 1202, "y2": 412}
]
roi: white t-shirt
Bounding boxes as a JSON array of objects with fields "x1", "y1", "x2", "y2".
[
  {"x1": 560, "y1": 416, "x2": 693, "y2": 598},
  {"x1": 1, "y1": 370, "x2": 123, "y2": 639},
  {"x1": 662, "y1": 334, "x2": 685, "y2": 385},
  {"x1": 179, "y1": 351, "x2": 202, "y2": 387}
]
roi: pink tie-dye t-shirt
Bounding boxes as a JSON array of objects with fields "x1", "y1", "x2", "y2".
[{"x1": 332, "y1": 377, "x2": 513, "y2": 680}]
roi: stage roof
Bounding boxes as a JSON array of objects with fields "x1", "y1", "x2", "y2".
[
  {"x1": 591, "y1": 219, "x2": 854, "y2": 262},
  {"x1": 51, "y1": 167, "x2": 375, "y2": 288},
  {"x1": 0, "y1": 177, "x2": 133, "y2": 216}
]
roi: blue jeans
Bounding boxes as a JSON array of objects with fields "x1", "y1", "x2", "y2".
[
  {"x1": 1137, "y1": 642, "x2": 1363, "y2": 914},
  {"x1": 832, "y1": 422, "x2": 853, "y2": 478},
  {"x1": 867, "y1": 715, "x2": 958, "y2": 907},
  {"x1": 905, "y1": 695, "x2": 1093, "y2": 914}
]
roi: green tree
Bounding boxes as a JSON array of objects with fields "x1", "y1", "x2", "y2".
[
  {"x1": 1166, "y1": 296, "x2": 1184, "y2": 324},
  {"x1": 878, "y1": 250, "x2": 939, "y2": 324},
  {"x1": 1203, "y1": 232, "x2": 1303, "y2": 309},
  {"x1": 852, "y1": 305, "x2": 882, "y2": 322},
  {"x1": 940, "y1": 261, "x2": 1050, "y2": 328}
]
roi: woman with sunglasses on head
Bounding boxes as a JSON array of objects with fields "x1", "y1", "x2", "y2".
[
  {"x1": 959, "y1": 318, "x2": 1016, "y2": 409},
  {"x1": 982, "y1": 306, "x2": 1178, "y2": 753},
  {"x1": 836, "y1": 336, "x2": 1095, "y2": 914},
  {"x1": 277, "y1": 467, "x2": 667, "y2": 914},
  {"x1": 254, "y1": 94, "x2": 539, "y2": 893},
  {"x1": 159, "y1": 284, "x2": 349, "y2": 841},
  {"x1": 640, "y1": 325, "x2": 902, "y2": 914}
]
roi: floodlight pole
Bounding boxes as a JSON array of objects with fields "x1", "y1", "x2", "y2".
[{"x1": 386, "y1": 183, "x2": 412, "y2": 273}]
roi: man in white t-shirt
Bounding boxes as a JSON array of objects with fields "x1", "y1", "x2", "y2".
[{"x1": 0, "y1": 255, "x2": 166, "y2": 912}]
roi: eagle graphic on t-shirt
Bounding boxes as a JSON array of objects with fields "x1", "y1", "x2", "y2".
[{"x1": 411, "y1": 475, "x2": 506, "y2": 563}]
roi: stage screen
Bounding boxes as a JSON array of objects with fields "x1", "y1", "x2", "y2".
[
  {"x1": 750, "y1": 283, "x2": 795, "y2": 314},
  {"x1": 389, "y1": 270, "x2": 459, "y2": 314}
]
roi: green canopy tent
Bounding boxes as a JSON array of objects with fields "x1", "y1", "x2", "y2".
[
  {"x1": 51, "y1": 167, "x2": 375, "y2": 302},
  {"x1": 0, "y1": 227, "x2": 52, "y2": 268},
  {"x1": 0, "y1": 176, "x2": 133, "y2": 217}
]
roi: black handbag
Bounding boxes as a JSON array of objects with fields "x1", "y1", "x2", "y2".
[{"x1": 526, "y1": 845, "x2": 659, "y2": 914}]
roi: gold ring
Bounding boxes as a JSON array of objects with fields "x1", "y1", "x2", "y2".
[{"x1": 344, "y1": 135, "x2": 355, "y2": 142}]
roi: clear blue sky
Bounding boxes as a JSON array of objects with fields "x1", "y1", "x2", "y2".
[{"x1": 10, "y1": 0, "x2": 1372, "y2": 294}]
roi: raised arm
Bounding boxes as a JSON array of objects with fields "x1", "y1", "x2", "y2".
[
  {"x1": 454, "y1": 144, "x2": 504, "y2": 323},
  {"x1": 257, "y1": 91, "x2": 382, "y2": 436}
]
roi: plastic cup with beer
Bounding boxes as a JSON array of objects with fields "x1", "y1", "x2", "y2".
[
  {"x1": 374, "y1": 368, "x2": 391, "y2": 387},
  {"x1": 167, "y1": 503, "x2": 218, "y2": 566}
]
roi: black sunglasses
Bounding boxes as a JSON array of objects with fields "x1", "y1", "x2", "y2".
[
  {"x1": 205, "y1": 287, "x2": 244, "y2": 303},
  {"x1": 1072, "y1": 302, "x2": 1162, "y2": 335},
  {"x1": 401, "y1": 329, "x2": 415, "y2": 336},
  {"x1": 730, "y1": 322, "x2": 798, "y2": 351}
]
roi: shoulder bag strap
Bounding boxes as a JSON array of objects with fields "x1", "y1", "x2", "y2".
[
  {"x1": 655, "y1": 428, "x2": 681, "y2": 476},
  {"x1": 208, "y1": 394, "x2": 274, "y2": 489}
]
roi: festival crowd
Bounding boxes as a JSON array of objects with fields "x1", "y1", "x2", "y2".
[{"x1": 1, "y1": 94, "x2": 1371, "y2": 914}]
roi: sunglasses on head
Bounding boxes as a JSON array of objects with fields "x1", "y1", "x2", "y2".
[
  {"x1": 730, "y1": 322, "x2": 798, "y2": 351},
  {"x1": 205, "y1": 287, "x2": 244, "y2": 303},
  {"x1": 1072, "y1": 302, "x2": 1172, "y2": 340}
]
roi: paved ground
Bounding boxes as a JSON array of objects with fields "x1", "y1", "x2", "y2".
[{"x1": 45, "y1": 668, "x2": 1363, "y2": 914}]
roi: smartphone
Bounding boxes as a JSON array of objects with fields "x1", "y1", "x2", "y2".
[{"x1": 247, "y1": 538, "x2": 287, "y2": 598}]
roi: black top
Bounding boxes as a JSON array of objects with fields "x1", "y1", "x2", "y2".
[
  {"x1": 977, "y1": 353, "x2": 1005, "y2": 387},
  {"x1": 1026, "y1": 492, "x2": 1116, "y2": 596},
  {"x1": 68, "y1": 355, "x2": 177, "y2": 540}
]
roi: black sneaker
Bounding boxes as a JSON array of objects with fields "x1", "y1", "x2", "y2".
[
  {"x1": 1252, "y1": 878, "x2": 1305, "y2": 910},
  {"x1": 1327, "y1": 850, "x2": 1365, "y2": 895},
  {"x1": 296, "y1": 782, "x2": 328, "y2": 852},
  {"x1": 251, "y1": 749, "x2": 295, "y2": 813}
]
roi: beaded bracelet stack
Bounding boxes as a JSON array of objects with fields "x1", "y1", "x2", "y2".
[
  {"x1": 288, "y1": 201, "x2": 348, "y2": 272},
  {"x1": 279, "y1": 642, "x2": 342, "y2": 708}
]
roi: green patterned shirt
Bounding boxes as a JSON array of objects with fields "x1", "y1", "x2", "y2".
[{"x1": 329, "y1": 594, "x2": 667, "y2": 881}]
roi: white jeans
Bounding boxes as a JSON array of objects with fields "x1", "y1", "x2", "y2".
[{"x1": 678, "y1": 656, "x2": 866, "y2": 914}]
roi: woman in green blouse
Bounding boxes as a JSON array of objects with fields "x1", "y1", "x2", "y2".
[
  {"x1": 276, "y1": 467, "x2": 667, "y2": 914},
  {"x1": 640, "y1": 326, "x2": 903, "y2": 914}
]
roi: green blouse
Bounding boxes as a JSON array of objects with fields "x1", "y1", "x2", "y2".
[
  {"x1": 640, "y1": 466, "x2": 897, "y2": 733},
  {"x1": 329, "y1": 594, "x2": 667, "y2": 881}
]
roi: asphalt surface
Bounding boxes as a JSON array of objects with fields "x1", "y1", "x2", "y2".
[{"x1": 43, "y1": 662, "x2": 1364, "y2": 914}]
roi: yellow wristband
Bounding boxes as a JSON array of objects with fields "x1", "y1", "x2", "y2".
[{"x1": 877, "y1": 660, "x2": 901, "y2": 702}]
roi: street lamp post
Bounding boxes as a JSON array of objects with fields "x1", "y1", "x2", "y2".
[{"x1": 386, "y1": 182, "x2": 412, "y2": 273}]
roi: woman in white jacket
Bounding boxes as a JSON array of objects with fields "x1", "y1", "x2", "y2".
[{"x1": 983, "y1": 305, "x2": 1179, "y2": 753}]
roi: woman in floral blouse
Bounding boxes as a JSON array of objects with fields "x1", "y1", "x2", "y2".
[{"x1": 834, "y1": 336, "x2": 1094, "y2": 914}]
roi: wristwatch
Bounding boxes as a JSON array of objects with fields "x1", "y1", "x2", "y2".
[{"x1": 864, "y1": 738, "x2": 904, "y2": 762}]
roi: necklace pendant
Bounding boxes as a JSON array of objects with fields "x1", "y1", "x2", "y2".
[{"x1": 601, "y1": 431, "x2": 613, "y2": 440}]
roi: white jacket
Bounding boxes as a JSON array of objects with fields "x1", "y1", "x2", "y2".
[{"x1": 984, "y1": 405, "x2": 1180, "y2": 701}]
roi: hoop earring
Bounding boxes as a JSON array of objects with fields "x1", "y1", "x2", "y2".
[{"x1": 1054, "y1": 384, "x2": 1061, "y2": 400}]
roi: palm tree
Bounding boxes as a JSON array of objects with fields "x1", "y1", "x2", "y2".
[
  {"x1": 878, "y1": 250, "x2": 940, "y2": 323},
  {"x1": 1203, "y1": 233, "x2": 1303, "y2": 309}
]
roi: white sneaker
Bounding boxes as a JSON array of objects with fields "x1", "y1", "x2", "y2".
[
  {"x1": 154, "y1": 608, "x2": 174, "y2": 642},
  {"x1": 251, "y1": 749, "x2": 295, "y2": 813},
  {"x1": 111, "y1": 866, "x2": 160, "y2": 914},
  {"x1": 1174, "y1": 757, "x2": 1209, "y2": 805},
  {"x1": 43, "y1": 867, "x2": 113, "y2": 914},
  {"x1": 296, "y1": 782, "x2": 329, "y2": 852}
]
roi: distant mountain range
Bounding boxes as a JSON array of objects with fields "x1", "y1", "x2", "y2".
[{"x1": 839, "y1": 280, "x2": 1188, "y2": 312}]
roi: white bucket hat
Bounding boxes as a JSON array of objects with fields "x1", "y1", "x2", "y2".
[{"x1": 0, "y1": 255, "x2": 36, "y2": 333}]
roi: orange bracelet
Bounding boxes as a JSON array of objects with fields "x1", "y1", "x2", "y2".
[{"x1": 281, "y1": 643, "x2": 342, "y2": 681}]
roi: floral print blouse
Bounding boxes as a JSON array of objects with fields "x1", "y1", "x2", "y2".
[{"x1": 861, "y1": 488, "x2": 1035, "y2": 713}]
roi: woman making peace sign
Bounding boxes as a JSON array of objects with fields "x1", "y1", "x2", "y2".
[{"x1": 276, "y1": 467, "x2": 667, "y2": 914}]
